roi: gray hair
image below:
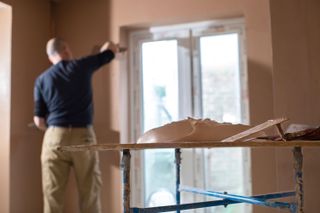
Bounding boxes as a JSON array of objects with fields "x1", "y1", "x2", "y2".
[{"x1": 46, "y1": 38, "x2": 67, "y2": 56}]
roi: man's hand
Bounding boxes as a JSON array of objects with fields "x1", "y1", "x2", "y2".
[
  {"x1": 33, "y1": 116, "x2": 47, "y2": 131},
  {"x1": 100, "y1": 41, "x2": 119, "y2": 54}
]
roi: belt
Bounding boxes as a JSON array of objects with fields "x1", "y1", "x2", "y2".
[{"x1": 49, "y1": 124, "x2": 92, "y2": 128}]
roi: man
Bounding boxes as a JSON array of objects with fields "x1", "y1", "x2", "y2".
[{"x1": 33, "y1": 37, "x2": 118, "y2": 213}]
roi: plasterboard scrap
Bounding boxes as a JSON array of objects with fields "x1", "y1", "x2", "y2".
[
  {"x1": 137, "y1": 119, "x2": 193, "y2": 143},
  {"x1": 285, "y1": 126, "x2": 320, "y2": 141},
  {"x1": 137, "y1": 117, "x2": 251, "y2": 143},
  {"x1": 175, "y1": 120, "x2": 251, "y2": 142},
  {"x1": 276, "y1": 124, "x2": 286, "y2": 141},
  {"x1": 286, "y1": 124, "x2": 318, "y2": 133},
  {"x1": 221, "y1": 118, "x2": 289, "y2": 142}
]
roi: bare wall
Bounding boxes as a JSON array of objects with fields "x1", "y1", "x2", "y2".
[{"x1": 270, "y1": 0, "x2": 320, "y2": 212}]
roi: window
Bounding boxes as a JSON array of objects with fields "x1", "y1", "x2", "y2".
[{"x1": 127, "y1": 18, "x2": 251, "y2": 212}]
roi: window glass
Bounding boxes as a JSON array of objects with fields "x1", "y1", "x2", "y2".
[
  {"x1": 200, "y1": 33, "x2": 241, "y2": 123},
  {"x1": 141, "y1": 40, "x2": 179, "y2": 207}
]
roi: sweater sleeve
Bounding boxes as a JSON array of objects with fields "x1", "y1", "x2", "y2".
[
  {"x1": 34, "y1": 78, "x2": 48, "y2": 117},
  {"x1": 76, "y1": 49, "x2": 115, "y2": 73}
]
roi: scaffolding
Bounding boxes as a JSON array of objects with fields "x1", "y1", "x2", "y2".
[{"x1": 60, "y1": 118, "x2": 320, "y2": 213}]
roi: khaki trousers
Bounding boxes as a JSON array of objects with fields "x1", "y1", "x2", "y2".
[{"x1": 41, "y1": 126, "x2": 102, "y2": 213}]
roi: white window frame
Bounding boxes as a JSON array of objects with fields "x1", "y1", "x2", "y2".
[{"x1": 128, "y1": 29, "x2": 193, "y2": 206}]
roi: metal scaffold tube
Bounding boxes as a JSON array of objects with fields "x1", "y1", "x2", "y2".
[
  {"x1": 293, "y1": 147, "x2": 304, "y2": 213},
  {"x1": 122, "y1": 149, "x2": 131, "y2": 213}
]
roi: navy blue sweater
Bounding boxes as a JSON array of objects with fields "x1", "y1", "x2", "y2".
[{"x1": 34, "y1": 50, "x2": 115, "y2": 127}]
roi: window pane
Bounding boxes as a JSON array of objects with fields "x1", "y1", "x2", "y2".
[
  {"x1": 200, "y1": 33, "x2": 241, "y2": 123},
  {"x1": 142, "y1": 40, "x2": 179, "y2": 131},
  {"x1": 141, "y1": 40, "x2": 179, "y2": 207}
]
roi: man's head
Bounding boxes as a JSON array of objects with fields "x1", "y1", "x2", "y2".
[{"x1": 46, "y1": 38, "x2": 73, "y2": 64}]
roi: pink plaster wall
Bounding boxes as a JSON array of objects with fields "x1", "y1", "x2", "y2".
[
  {"x1": 270, "y1": 0, "x2": 320, "y2": 212},
  {"x1": 9, "y1": 0, "x2": 50, "y2": 212}
]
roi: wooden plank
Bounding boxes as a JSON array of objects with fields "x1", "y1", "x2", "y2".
[
  {"x1": 58, "y1": 140, "x2": 320, "y2": 152},
  {"x1": 221, "y1": 118, "x2": 289, "y2": 142}
]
